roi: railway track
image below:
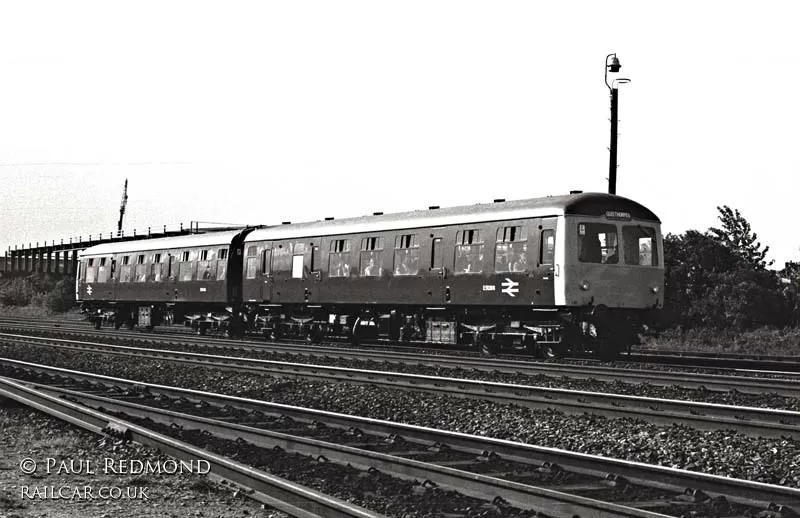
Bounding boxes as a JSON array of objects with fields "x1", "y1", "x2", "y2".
[
  {"x1": 2, "y1": 315, "x2": 800, "y2": 376},
  {"x1": 0, "y1": 377, "x2": 383, "y2": 518},
  {"x1": 2, "y1": 369, "x2": 797, "y2": 517},
  {"x1": 2, "y1": 335, "x2": 799, "y2": 439},
  {"x1": 2, "y1": 324, "x2": 800, "y2": 400}
]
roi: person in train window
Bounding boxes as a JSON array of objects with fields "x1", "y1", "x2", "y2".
[
  {"x1": 202, "y1": 266, "x2": 213, "y2": 279},
  {"x1": 580, "y1": 236, "x2": 602, "y2": 263},
  {"x1": 464, "y1": 253, "x2": 483, "y2": 273},
  {"x1": 396, "y1": 251, "x2": 413, "y2": 275},
  {"x1": 363, "y1": 257, "x2": 381, "y2": 276},
  {"x1": 511, "y1": 252, "x2": 528, "y2": 272}
]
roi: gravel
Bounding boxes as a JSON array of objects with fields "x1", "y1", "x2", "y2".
[
  {"x1": 2, "y1": 343, "x2": 799, "y2": 489},
  {"x1": 0, "y1": 400, "x2": 280, "y2": 518},
  {"x1": 116, "y1": 414, "x2": 536, "y2": 518},
  {"x1": 7, "y1": 331, "x2": 800, "y2": 411}
]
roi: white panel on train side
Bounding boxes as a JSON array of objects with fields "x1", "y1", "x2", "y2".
[{"x1": 554, "y1": 216, "x2": 566, "y2": 306}]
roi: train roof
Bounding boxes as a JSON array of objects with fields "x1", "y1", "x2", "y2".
[
  {"x1": 245, "y1": 192, "x2": 660, "y2": 242},
  {"x1": 77, "y1": 193, "x2": 659, "y2": 257},
  {"x1": 79, "y1": 230, "x2": 244, "y2": 257}
]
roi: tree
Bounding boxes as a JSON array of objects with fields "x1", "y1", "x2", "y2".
[
  {"x1": 661, "y1": 208, "x2": 791, "y2": 330},
  {"x1": 709, "y1": 206, "x2": 772, "y2": 269}
]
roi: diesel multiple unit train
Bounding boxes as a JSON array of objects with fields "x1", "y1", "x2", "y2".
[{"x1": 76, "y1": 192, "x2": 664, "y2": 357}]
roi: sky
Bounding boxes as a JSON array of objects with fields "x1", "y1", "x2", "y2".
[{"x1": 1, "y1": 1, "x2": 798, "y2": 267}]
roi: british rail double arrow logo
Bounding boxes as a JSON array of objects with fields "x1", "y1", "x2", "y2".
[{"x1": 501, "y1": 278, "x2": 519, "y2": 297}]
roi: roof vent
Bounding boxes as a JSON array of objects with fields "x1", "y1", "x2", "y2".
[
  {"x1": 429, "y1": 205, "x2": 440, "y2": 210},
  {"x1": 569, "y1": 190, "x2": 583, "y2": 194},
  {"x1": 493, "y1": 198, "x2": 505, "y2": 203},
  {"x1": 282, "y1": 221, "x2": 291, "y2": 225},
  {"x1": 373, "y1": 212, "x2": 383, "y2": 216},
  {"x1": 324, "y1": 217, "x2": 334, "y2": 221}
]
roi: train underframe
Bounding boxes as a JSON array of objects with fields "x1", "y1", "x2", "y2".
[
  {"x1": 246, "y1": 303, "x2": 651, "y2": 359},
  {"x1": 81, "y1": 302, "x2": 245, "y2": 337},
  {"x1": 81, "y1": 301, "x2": 652, "y2": 359}
]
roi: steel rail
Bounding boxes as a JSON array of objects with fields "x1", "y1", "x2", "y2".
[
  {"x1": 3, "y1": 369, "x2": 798, "y2": 511},
  {"x1": 0, "y1": 376, "x2": 386, "y2": 518},
  {"x1": 17, "y1": 381, "x2": 675, "y2": 518},
  {"x1": 2, "y1": 339, "x2": 800, "y2": 439},
  {"x1": 3, "y1": 317, "x2": 800, "y2": 373},
  {"x1": 3, "y1": 327, "x2": 800, "y2": 397}
]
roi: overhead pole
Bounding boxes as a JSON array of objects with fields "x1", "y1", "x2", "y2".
[
  {"x1": 117, "y1": 178, "x2": 128, "y2": 235},
  {"x1": 604, "y1": 53, "x2": 630, "y2": 195}
]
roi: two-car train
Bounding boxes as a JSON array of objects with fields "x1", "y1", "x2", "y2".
[{"x1": 76, "y1": 191, "x2": 664, "y2": 357}]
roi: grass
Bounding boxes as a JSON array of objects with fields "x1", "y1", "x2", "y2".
[{"x1": 642, "y1": 326, "x2": 800, "y2": 356}]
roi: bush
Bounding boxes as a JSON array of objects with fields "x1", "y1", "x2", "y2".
[
  {"x1": 41, "y1": 277, "x2": 76, "y2": 312},
  {"x1": 0, "y1": 274, "x2": 76, "y2": 312},
  {"x1": 0, "y1": 278, "x2": 35, "y2": 306}
]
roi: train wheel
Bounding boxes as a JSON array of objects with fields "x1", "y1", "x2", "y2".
[
  {"x1": 596, "y1": 338, "x2": 622, "y2": 361},
  {"x1": 350, "y1": 318, "x2": 363, "y2": 346},
  {"x1": 477, "y1": 334, "x2": 498, "y2": 356},
  {"x1": 309, "y1": 325, "x2": 323, "y2": 344}
]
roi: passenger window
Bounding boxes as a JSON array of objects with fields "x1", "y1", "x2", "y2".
[
  {"x1": 217, "y1": 249, "x2": 228, "y2": 281},
  {"x1": 540, "y1": 230, "x2": 555, "y2": 265},
  {"x1": 179, "y1": 250, "x2": 194, "y2": 281},
  {"x1": 271, "y1": 245, "x2": 291, "y2": 272},
  {"x1": 455, "y1": 229, "x2": 484, "y2": 274},
  {"x1": 198, "y1": 249, "x2": 216, "y2": 281},
  {"x1": 292, "y1": 255, "x2": 304, "y2": 279},
  {"x1": 393, "y1": 234, "x2": 419, "y2": 276},
  {"x1": 430, "y1": 238, "x2": 443, "y2": 270},
  {"x1": 262, "y1": 249, "x2": 272, "y2": 275},
  {"x1": 360, "y1": 237, "x2": 384, "y2": 277},
  {"x1": 578, "y1": 223, "x2": 618, "y2": 264},
  {"x1": 623, "y1": 226, "x2": 659, "y2": 266},
  {"x1": 97, "y1": 257, "x2": 110, "y2": 283},
  {"x1": 246, "y1": 245, "x2": 259, "y2": 279},
  {"x1": 85, "y1": 260, "x2": 97, "y2": 283},
  {"x1": 494, "y1": 226, "x2": 528, "y2": 273},
  {"x1": 329, "y1": 239, "x2": 351, "y2": 278},
  {"x1": 135, "y1": 254, "x2": 148, "y2": 282},
  {"x1": 291, "y1": 243, "x2": 306, "y2": 279},
  {"x1": 311, "y1": 245, "x2": 319, "y2": 272},
  {"x1": 151, "y1": 253, "x2": 164, "y2": 282}
]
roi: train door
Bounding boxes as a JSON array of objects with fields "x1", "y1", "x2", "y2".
[
  {"x1": 305, "y1": 243, "x2": 320, "y2": 303},
  {"x1": 260, "y1": 247, "x2": 273, "y2": 302},
  {"x1": 270, "y1": 242, "x2": 308, "y2": 303},
  {"x1": 532, "y1": 217, "x2": 557, "y2": 306},
  {"x1": 428, "y1": 233, "x2": 446, "y2": 304}
]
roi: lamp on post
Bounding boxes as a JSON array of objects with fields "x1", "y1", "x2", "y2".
[{"x1": 605, "y1": 53, "x2": 631, "y2": 195}]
